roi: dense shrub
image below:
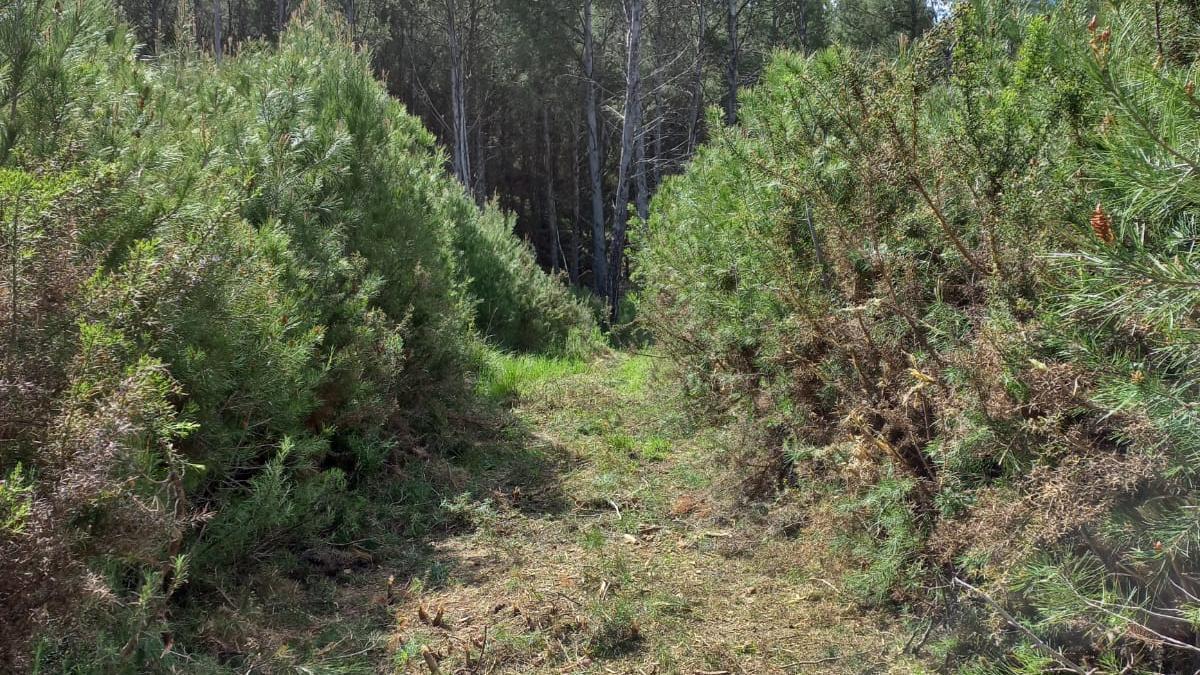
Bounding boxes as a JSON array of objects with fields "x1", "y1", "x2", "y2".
[
  {"x1": 636, "y1": 0, "x2": 1200, "y2": 670},
  {"x1": 457, "y1": 205, "x2": 597, "y2": 354},
  {"x1": 0, "y1": 0, "x2": 589, "y2": 668}
]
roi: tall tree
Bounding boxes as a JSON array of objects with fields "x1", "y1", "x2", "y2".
[
  {"x1": 116, "y1": 0, "x2": 832, "y2": 293},
  {"x1": 583, "y1": 0, "x2": 607, "y2": 296},
  {"x1": 725, "y1": 0, "x2": 740, "y2": 125},
  {"x1": 832, "y1": 0, "x2": 933, "y2": 50},
  {"x1": 685, "y1": 0, "x2": 706, "y2": 155},
  {"x1": 213, "y1": 0, "x2": 223, "y2": 60},
  {"x1": 569, "y1": 117, "x2": 582, "y2": 285},
  {"x1": 608, "y1": 0, "x2": 642, "y2": 320},
  {"x1": 542, "y1": 105, "x2": 560, "y2": 272},
  {"x1": 444, "y1": 0, "x2": 472, "y2": 191}
]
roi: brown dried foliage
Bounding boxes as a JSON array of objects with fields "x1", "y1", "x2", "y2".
[
  {"x1": 0, "y1": 181, "x2": 191, "y2": 668},
  {"x1": 933, "y1": 449, "x2": 1164, "y2": 573}
]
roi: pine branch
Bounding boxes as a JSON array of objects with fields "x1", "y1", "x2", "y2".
[
  {"x1": 953, "y1": 577, "x2": 1089, "y2": 674},
  {"x1": 1097, "y1": 66, "x2": 1200, "y2": 177}
]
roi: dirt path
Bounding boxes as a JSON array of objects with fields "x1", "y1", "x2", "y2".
[{"x1": 380, "y1": 353, "x2": 924, "y2": 674}]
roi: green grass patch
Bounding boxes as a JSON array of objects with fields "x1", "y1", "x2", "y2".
[
  {"x1": 605, "y1": 432, "x2": 637, "y2": 455},
  {"x1": 586, "y1": 596, "x2": 644, "y2": 657},
  {"x1": 476, "y1": 349, "x2": 588, "y2": 400},
  {"x1": 639, "y1": 436, "x2": 671, "y2": 462},
  {"x1": 615, "y1": 354, "x2": 654, "y2": 396}
]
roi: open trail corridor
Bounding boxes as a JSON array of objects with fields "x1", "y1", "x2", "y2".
[
  {"x1": 349, "y1": 352, "x2": 924, "y2": 674},
  {"x1": 10, "y1": 3, "x2": 1200, "y2": 671}
]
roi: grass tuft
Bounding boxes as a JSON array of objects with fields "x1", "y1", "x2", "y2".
[{"x1": 475, "y1": 349, "x2": 589, "y2": 401}]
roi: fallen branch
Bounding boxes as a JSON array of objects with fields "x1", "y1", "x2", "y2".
[
  {"x1": 953, "y1": 577, "x2": 1088, "y2": 674},
  {"x1": 785, "y1": 655, "x2": 840, "y2": 666},
  {"x1": 902, "y1": 618, "x2": 934, "y2": 655}
]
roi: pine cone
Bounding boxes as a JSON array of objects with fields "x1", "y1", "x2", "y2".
[{"x1": 1090, "y1": 203, "x2": 1115, "y2": 244}]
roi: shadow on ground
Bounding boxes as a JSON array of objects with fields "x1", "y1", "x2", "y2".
[
  {"x1": 167, "y1": 384, "x2": 578, "y2": 673},
  {"x1": 382, "y1": 400, "x2": 580, "y2": 590}
]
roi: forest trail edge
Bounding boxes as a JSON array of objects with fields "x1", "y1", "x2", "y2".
[{"x1": 373, "y1": 352, "x2": 925, "y2": 674}]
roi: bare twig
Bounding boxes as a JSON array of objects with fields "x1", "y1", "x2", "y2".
[
  {"x1": 953, "y1": 577, "x2": 1087, "y2": 674},
  {"x1": 607, "y1": 497, "x2": 622, "y2": 521},
  {"x1": 784, "y1": 655, "x2": 840, "y2": 666},
  {"x1": 903, "y1": 618, "x2": 934, "y2": 655}
]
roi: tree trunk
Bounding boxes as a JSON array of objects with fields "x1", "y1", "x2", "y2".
[
  {"x1": 797, "y1": 0, "x2": 809, "y2": 52},
  {"x1": 634, "y1": 122, "x2": 648, "y2": 223},
  {"x1": 607, "y1": 0, "x2": 643, "y2": 322},
  {"x1": 446, "y1": 0, "x2": 472, "y2": 192},
  {"x1": 403, "y1": 16, "x2": 419, "y2": 111},
  {"x1": 649, "y1": 14, "x2": 664, "y2": 183},
  {"x1": 276, "y1": 0, "x2": 287, "y2": 35},
  {"x1": 213, "y1": 0, "x2": 223, "y2": 61},
  {"x1": 724, "y1": 0, "x2": 738, "y2": 125},
  {"x1": 152, "y1": 0, "x2": 164, "y2": 52},
  {"x1": 475, "y1": 112, "x2": 487, "y2": 201},
  {"x1": 569, "y1": 119, "x2": 582, "y2": 285},
  {"x1": 686, "y1": 0, "x2": 706, "y2": 155},
  {"x1": 650, "y1": 104, "x2": 662, "y2": 183},
  {"x1": 770, "y1": 0, "x2": 780, "y2": 44},
  {"x1": 583, "y1": 0, "x2": 607, "y2": 296},
  {"x1": 543, "y1": 106, "x2": 561, "y2": 273}
]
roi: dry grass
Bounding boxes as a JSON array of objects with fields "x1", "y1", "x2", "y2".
[
  {"x1": 379, "y1": 352, "x2": 926, "y2": 674},
  {"x1": 178, "y1": 351, "x2": 928, "y2": 673}
]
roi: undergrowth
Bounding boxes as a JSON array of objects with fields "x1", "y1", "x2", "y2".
[
  {"x1": 0, "y1": 0, "x2": 591, "y2": 669},
  {"x1": 635, "y1": 0, "x2": 1200, "y2": 671}
]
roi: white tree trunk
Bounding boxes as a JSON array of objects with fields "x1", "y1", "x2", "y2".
[
  {"x1": 607, "y1": 0, "x2": 643, "y2": 321},
  {"x1": 446, "y1": 0, "x2": 472, "y2": 192}
]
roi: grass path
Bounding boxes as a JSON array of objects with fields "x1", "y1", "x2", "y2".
[{"x1": 379, "y1": 351, "x2": 924, "y2": 674}]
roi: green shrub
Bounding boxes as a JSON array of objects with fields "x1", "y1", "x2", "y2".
[
  {"x1": 458, "y1": 205, "x2": 597, "y2": 354},
  {"x1": 0, "y1": 0, "x2": 590, "y2": 667},
  {"x1": 634, "y1": 0, "x2": 1200, "y2": 669}
]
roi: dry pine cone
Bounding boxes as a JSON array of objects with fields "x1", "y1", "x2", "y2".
[{"x1": 1091, "y1": 202, "x2": 1115, "y2": 244}]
